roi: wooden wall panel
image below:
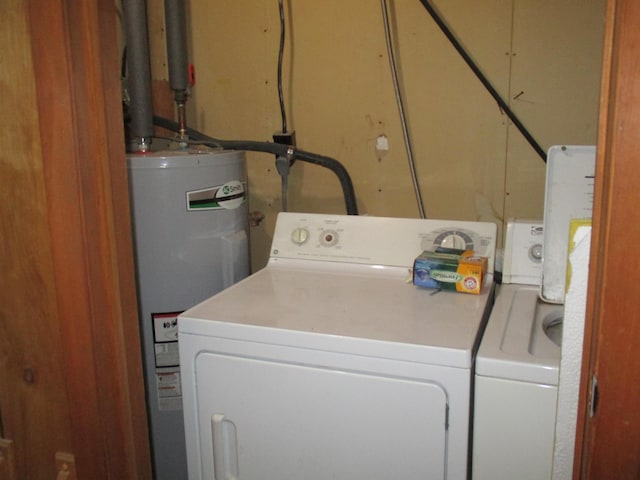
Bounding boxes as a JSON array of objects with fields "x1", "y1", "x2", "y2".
[
  {"x1": 0, "y1": 3, "x2": 73, "y2": 478},
  {"x1": 28, "y1": 0, "x2": 152, "y2": 477},
  {"x1": 576, "y1": 0, "x2": 640, "y2": 477},
  {"x1": 505, "y1": 0, "x2": 605, "y2": 223},
  {"x1": 1, "y1": 0, "x2": 152, "y2": 478}
]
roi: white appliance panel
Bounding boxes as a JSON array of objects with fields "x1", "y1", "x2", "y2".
[
  {"x1": 473, "y1": 376, "x2": 558, "y2": 480},
  {"x1": 541, "y1": 145, "x2": 595, "y2": 303},
  {"x1": 475, "y1": 285, "x2": 560, "y2": 385},
  {"x1": 502, "y1": 219, "x2": 543, "y2": 285},
  {"x1": 194, "y1": 351, "x2": 447, "y2": 480},
  {"x1": 181, "y1": 332, "x2": 473, "y2": 480},
  {"x1": 181, "y1": 265, "x2": 493, "y2": 369},
  {"x1": 269, "y1": 212, "x2": 497, "y2": 273}
]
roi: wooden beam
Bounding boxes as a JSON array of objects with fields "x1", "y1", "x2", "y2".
[{"x1": 28, "y1": 0, "x2": 152, "y2": 478}]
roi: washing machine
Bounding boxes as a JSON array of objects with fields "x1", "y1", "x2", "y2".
[
  {"x1": 178, "y1": 212, "x2": 498, "y2": 480},
  {"x1": 473, "y1": 219, "x2": 561, "y2": 480},
  {"x1": 472, "y1": 145, "x2": 595, "y2": 480}
]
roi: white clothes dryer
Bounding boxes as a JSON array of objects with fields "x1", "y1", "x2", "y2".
[{"x1": 179, "y1": 212, "x2": 497, "y2": 480}]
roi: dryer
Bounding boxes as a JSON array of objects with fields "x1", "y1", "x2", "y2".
[{"x1": 178, "y1": 212, "x2": 497, "y2": 480}]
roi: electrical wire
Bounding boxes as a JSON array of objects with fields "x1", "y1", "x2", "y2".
[
  {"x1": 381, "y1": 0, "x2": 427, "y2": 219},
  {"x1": 417, "y1": 0, "x2": 546, "y2": 162},
  {"x1": 277, "y1": 0, "x2": 288, "y2": 133}
]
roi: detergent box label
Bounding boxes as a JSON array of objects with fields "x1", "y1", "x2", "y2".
[{"x1": 413, "y1": 249, "x2": 487, "y2": 294}]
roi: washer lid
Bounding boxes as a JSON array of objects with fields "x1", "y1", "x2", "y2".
[
  {"x1": 179, "y1": 264, "x2": 494, "y2": 369},
  {"x1": 541, "y1": 146, "x2": 595, "y2": 304},
  {"x1": 476, "y1": 285, "x2": 560, "y2": 385}
]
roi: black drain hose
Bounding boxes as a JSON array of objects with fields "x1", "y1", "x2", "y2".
[{"x1": 153, "y1": 115, "x2": 359, "y2": 215}]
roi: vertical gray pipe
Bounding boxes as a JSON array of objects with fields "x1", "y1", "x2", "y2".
[
  {"x1": 164, "y1": 0, "x2": 190, "y2": 140},
  {"x1": 123, "y1": 0, "x2": 154, "y2": 149},
  {"x1": 164, "y1": 0, "x2": 189, "y2": 98}
]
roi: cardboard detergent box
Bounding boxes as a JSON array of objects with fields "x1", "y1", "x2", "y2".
[{"x1": 413, "y1": 249, "x2": 488, "y2": 294}]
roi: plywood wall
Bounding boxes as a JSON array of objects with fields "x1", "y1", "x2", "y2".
[{"x1": 151, "y1": 0, "x2": 605, "y2": 269}]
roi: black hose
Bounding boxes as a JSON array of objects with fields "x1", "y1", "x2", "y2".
[
  {"x1": 153, "y1": 115, "x2": 359, "y2": 215},
  {"x1": 418, "y1": 0, "x2": 547, "y2": 162}
]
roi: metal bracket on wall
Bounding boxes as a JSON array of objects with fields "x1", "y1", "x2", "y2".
[
  {"x1": 589, "y1": 374, "x2": 599, "y2": 418},
  {"x1": 0, "y1": 438, "x2": 18, "y2": 480},
  {"x1": 55, "y1": 452, "x2": 77, "y2": 480}
]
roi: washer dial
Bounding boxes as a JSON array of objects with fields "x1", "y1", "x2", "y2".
[
  {"x1": 291, "y1": 227, "x2": 310, "y2": 245},
  {"x1": 529, "y1": 243, "x2": 543, "y2": 263},
  {"x1": 320, "y1": 229, "x2": 339, "y2": 247},
  {"x1": 432, "y1": 230, "x2": 475, "y2": 250}
]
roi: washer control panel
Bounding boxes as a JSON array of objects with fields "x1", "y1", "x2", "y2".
[
  {"x1": 270, "y1": 212, "x2": 497, "y2": 273},
  {"x1": 502, "y1": 219, "x2": 544, "y2": 285}
]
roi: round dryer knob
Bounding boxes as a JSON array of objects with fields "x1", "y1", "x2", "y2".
[{"x1": 291, "y1": 227, "x2": 310, "y2": 245}]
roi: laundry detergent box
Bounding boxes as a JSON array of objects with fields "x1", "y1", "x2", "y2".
[{"x1": 413, "y1": 249, "x2": 488, "y2": 294}]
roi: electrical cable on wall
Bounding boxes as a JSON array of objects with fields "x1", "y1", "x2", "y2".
[
  {"x1": 277, "y1": 0, "x2": 288, "y2": 133},
  {"x1": 274, "y1": 0, "x2": 296, "y2": 211},
  {"x1": 417, "y1": 0, "x2": 547, "y2": 162},
  {"x1": 381, "y1": 0, "x2": 427, "y2": 219}
]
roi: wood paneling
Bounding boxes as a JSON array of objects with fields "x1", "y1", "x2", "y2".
[
  {"x1": 576, "y1": 0, "x2": 640, "y2": 477},
  {"x1": 1, "y1": 0, "x2": 151, "y2": 478},
  {"x1": 29, "y1": 0, "x2": 152, "y2": 477},
  {"x1": 0, "y1": 2, "x2": 73, "y2": 478}
]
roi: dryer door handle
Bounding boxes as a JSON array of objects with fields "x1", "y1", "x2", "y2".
[{"x1": 211, "y1": 414, "x2": 239, "y2": 480}]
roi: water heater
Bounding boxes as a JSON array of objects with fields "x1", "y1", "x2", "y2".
[{"x1": 127, "y1": 149, "x2": 249, "y2": 480}]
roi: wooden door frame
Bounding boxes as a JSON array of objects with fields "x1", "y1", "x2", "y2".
[
  {"x1": 27, "y1": 1, "x2": 152, "y2": 478},
  {"x1": 575, "y1": 0, "x2": 640, "y2": 477}
]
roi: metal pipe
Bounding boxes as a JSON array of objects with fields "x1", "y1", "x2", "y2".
[
  {"x1": 164, "y1": 0, "x2": 189, "y2": 139},
  {"x1": 164, "y1": 0, "x2": 189, "y2": 94},
  {"x1": 123, "y1": 0, "x2": 154, "y2": 151},
  {"x1": 153, "y1": 115, "x2": 359, "y2": 215},
  {"x1": 176, "y1": 101, "x2": 188, "y2": 139},
  {"x1": 164, "y1": 0, "x2": 190, "y2": 141}
]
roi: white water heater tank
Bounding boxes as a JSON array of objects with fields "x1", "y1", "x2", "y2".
[{"x1": 127, "y1": 149, "x2": 249, "y2": 480}]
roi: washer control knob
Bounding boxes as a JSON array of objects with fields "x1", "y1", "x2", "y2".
[
  {"x1": 320, "y1": 229, "x2": 339, "y2": 247},
  {"x1": 529, "y1": 243, "x2": 543, "y2": 263},
  {"x1": 291, "y1": 227, "x2": 310, "y2": 245}
]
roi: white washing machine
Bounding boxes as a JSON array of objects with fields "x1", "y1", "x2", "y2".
[
  {"x1": 179, "y1": 212, "x2": 498, "y2": 480},
  {"x1": 473, "y1": 145, "x2": 595, "y2": 480},
  {"x1": 472, "y1": 219, "x2": 561, "y2": 480}
]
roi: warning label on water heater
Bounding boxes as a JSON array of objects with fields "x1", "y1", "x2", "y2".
[
  {"x1": 152, "y1": 312, "x2": 182, "y2": 411},
  {"x1": 156, "y1": 367, "x2": 182, "y2": 411},
  {"x1": 186, "y1": 180, "x2": 246, "y2": 211}
]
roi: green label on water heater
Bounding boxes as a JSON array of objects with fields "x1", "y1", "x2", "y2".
[{"x1": 186, "y1": 180, "x2": 246, "y2": 211}]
